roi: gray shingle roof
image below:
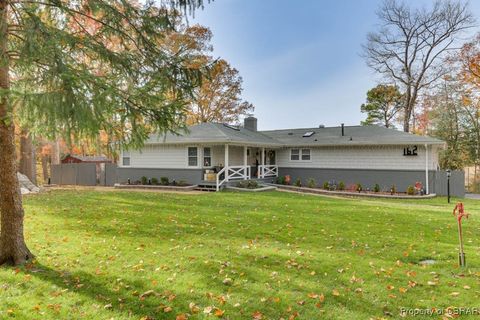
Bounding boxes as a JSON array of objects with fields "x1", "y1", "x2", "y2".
[
  {"x1": 146, "y1": 123, "x2": 444, "y2": 147},
  {"x1": 261, "y1": 125, "x2": 444, "y2": 146},
  {"x1": 146, "y1": 123, "x2": 282, "y2": 146}
]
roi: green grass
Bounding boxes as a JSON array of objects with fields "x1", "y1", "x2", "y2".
[{"x1": 1, "y1": 189, "x2": 480, "y2": 319}]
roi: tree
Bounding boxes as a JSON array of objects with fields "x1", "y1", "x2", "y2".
[
  {"x1": 0, "y1": 0, "x2": 205, "y2": 266},
  {"x1": 360, "y1": 84, "x2": 403, "y2": 128},
  {"x1": 157, "y1": 21, "x2": 253, "y2": 124},
  {"x1": 363, "y1": 0, "x2": 474, "y2": 132},
  {"x1": 188, "y1": 59, "x2": 254, "y2": 124}
]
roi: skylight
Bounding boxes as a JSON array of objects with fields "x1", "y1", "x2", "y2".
[
  {"x1": 223, "y1": 123, "x2": 240, "y2": 131},
  {"x1": 303, "y1": 131, "x2": 315, "y2": 137}
]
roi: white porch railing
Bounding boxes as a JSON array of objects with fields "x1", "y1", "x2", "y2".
[
  {"x1": 259, "y1": 165, "x2": 278, "y2": 178},
  {"x1": 216, "y1": 165, "x2": 251, "y2": 191}
]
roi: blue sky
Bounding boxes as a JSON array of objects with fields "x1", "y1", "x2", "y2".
[{"x1": 192, "y1": 0, "x2": 480, "y2": 130}]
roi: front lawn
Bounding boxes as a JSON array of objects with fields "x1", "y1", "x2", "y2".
[{"x1": 1, "y1": 189, "x2": 479, "y2": 319}]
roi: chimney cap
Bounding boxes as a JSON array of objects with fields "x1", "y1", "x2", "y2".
[{"x1": 319, "y1": 124, "x2": 325, "y2": 128}]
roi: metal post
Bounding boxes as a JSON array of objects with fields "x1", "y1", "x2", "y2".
[{"x1": 447, "y1": 169, "x2": 451, "y2": 203}]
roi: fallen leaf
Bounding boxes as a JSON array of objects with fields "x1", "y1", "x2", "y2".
[
  {"x1": 252, "y1": 311, "x2": 263, "y2": 319},
  {"x1": 332, "y1": 289, "x2": 340, "y2": 296}
]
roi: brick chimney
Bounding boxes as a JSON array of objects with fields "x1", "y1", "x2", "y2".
[{"x1": 244, "y1": 116, "x2": 257, "y2": 131}]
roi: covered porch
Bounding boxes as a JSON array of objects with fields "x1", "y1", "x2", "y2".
[{"x1": 198, "y1": 144, "x2": 278, "y2": 191}]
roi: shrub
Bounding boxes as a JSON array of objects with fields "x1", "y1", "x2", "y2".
[
  {"x1": 373, "y1": 183, "x2": 380, "y2": 193},
  {"x1": 177, "y1": 180, "x2": 188, "y2": 186},
  {"x1": 390, "y1": 184, "x2": 397, "y2": 194},
  {"x1": 285, "y1": 175, "x2": 291, "y2": 185},
  {"x1": 276, "y1": 176, "x2": 286, "y2": 185},
  {"x1": 356, "y1": 183, "x2": 362, "y2": 192},
  {"x1": 151, "y1": 177, "x2": 159, "y2": 185},
  {"x1": 307, "y1": 178, "x2": 316, "y2": 188},
  {"x1": 338, "y1": 181, "x2": 345, "y2": 191},
  {"x1": 160, "y1": 177, "x2": 169, "y2": 185},
  {"x1": 140, "y1": 176, "x2": 148, "y2": 185},
  {"x1": 323, "y1": 181, "x2": 330, "y2": 190},
  {"x1": 294, "y1": 178, "x2": 302, "y2": 187},
  {"x1": 406, "y1": 185, "x2": 415, "y2": 195}
]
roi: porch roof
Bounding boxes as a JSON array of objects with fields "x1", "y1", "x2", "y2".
[{"x1": 146, "y1": 123, "x2": 282, "y2": 147}]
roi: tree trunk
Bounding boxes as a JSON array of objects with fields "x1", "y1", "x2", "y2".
[
  {"x1": 0, "y1": 0, "x2": 34, "y2": 265},
  {"x1": 19, "y1": 128, "x2": 37, "y2": 185}
]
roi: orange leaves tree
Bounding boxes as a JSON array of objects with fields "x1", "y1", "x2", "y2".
[{"x1": 159, "y1": 18, "x2": 254, "y2": 125}]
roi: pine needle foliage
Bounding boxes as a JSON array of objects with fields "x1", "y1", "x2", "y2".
[{"x1": 4, "y1": 0, "x2": 206, "y2": 149}]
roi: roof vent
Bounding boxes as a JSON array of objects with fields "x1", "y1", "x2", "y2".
[
  {"x1": 319, "y1": 124, "x2": 325, "y2": 128},
  {"x1": 303, "y1": 131, "x2": 315, "y2": 137}
]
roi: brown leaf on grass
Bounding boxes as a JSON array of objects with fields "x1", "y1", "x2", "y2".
[
  {"x1": 214, "y1": 308, "x2": 225, "y2": 317},
  {"x1": 332, "y1": 289, "x2": 340, "y2": 296},
  {"x1": 252, "y1": 311, "x2": 263, "y2": 319},
  {"x1": 399, "y1": 287, "x2": 408, "y2": 293},
  {"x1": 163, "y1": 306, "x2": 173, "y2": 313},
  {"x1": 307, "y1": 293, "x2": 318, "y2": 299},
  {"x1": 139, "y1": 290, "x2": 155, "y2": 299},
  {"x1": 189, "y1": 302, "x2": 200, "y2": 314},
  {"x1": 296, "y1": 300, "x2": 305, "y2": 306},
  {"x1": 319, "y1": 294, "x2": 325, "y2": 302},
  {"x1": 176, "y1": 314, "x2": 188, "y2": 320},
  {"x1": 386, "y1": 285, "x2": 395, "y2": 290}
]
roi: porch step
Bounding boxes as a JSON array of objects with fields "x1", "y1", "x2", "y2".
[{"x1": 194, "y1": 184, "x2": 219, "y2": 192}]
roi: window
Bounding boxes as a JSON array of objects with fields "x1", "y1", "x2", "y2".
[
  {"x1": 290, "y1": 148, "x2": 311, "y2": 161},
  {"x1": 188, "y1": 147, "x2": 198, "y2": 167},
  {"x1": 290, "y1": 149, "x2": 300, "y2": 161},
  {"x1": 203, "y1": 147, "x2": 212, "y2": 167},
  {"x1": 301, "y1": 149, "x2": 311, "y2": 161},
  {"x1": 122, "y1": 151, "x2": 131, "y2": 166}
]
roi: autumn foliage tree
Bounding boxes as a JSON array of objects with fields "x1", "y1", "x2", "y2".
[
  {"x1": 188, "y1": 59, "x2": 254, "y2": 125},
  {"x1": 158, "y1": 19, "x2": 254, "y2": 125},
  {"x1": 0, "y1": 0, "x2": 205, "y2": 266},
  {"x1": 360, "y1": 84, "x2": 403, "y2": 128}
]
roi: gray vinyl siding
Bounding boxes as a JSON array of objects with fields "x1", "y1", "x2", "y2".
[{"x1": 276, "y1": 145, "x2": 439, "y2": 171}]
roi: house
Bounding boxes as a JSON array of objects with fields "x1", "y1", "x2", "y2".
[{"x1": 118, "y1": 117, "x2": 464, "y2": 196}]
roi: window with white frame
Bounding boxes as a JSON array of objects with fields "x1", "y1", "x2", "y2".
[
  {"x1": 290, "y1": 148, "x2": 311, "y2": 161},
  {"x1": 290, "y1": 149, "x2": 300, "y2": 161},
  {"x1": 203, "y1": 147, "x2": 212, "y2": 167},
  {"x1": 301, "y1": 148, "x2": 311, "y2": 161},
  {"x1": 188, "y1": 147, "x2": 198, "y2": 167},
  {"x1": 122, "y1": 151, "x2": 131, "y2": 166}
]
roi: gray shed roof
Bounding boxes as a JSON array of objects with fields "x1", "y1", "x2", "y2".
[
  {"x1": 261, "y1": 125, "x2": 444, "y2": 147},
  {"x1": 146, "y1": 123, "x2": 282, "y2": 146},
  {"x1": 146, "y1": 123, "x2": 444, "y2": 147}
]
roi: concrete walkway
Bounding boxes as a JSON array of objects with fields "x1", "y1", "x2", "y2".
[{"x1": 465, "y1": 193, "x2": 480, "y2": 200}]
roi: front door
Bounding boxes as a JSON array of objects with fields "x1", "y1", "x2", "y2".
[{"x1": 267, "y1": 150, "x2": 276, "y2": 165}]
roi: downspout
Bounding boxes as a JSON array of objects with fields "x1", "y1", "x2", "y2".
[{"x1": 425, "y1": 144, "x2": 429, "y2": 194}]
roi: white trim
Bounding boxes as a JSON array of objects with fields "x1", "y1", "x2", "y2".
[
  {"x1": 186, "y1": 146, "x2": 200, "y2": 168},
  {"x1": 121, "y1": 150, "x2": 131, "y2": 167},
  {"x1": 425, "y1": 144, "x2": 429, "y2": 194},
  {"x1": 290, "y1": 148, "x2": 312, "y2": 162},
  {"x1": 202, "y1": 146, "x2": 213, "y2": 168}
]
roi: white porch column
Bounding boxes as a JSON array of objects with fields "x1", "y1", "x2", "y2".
[
  {"x1": 261, "y1": 147, "x2": 265, "y2": 165},
  {"x1": 425, "y1": 144, "x2": 429, "y2": 194},
  {"x1": 243, "y1": 146, "x2": 248, "y2": 179},
  {"x1": 261, "y1": 147, "x2": 265, "y2": 178},
  {"x1": 225, "y1": 144, "x2": 229, "y2": 182}
]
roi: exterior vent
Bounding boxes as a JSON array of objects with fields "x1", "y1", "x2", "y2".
[{"x1": 319, "y1": 124, "x2": 325, "y2": 128}]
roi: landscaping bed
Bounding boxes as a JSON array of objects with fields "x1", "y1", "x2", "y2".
[
  {"x1": 270, "y1": 183, "x2": 436, "y2": 199},
  {"x1": 226, "y1": 180, "x2": 277, "y2": 192},
  {"x1": 114, "y1": 183, "x2": 197, "y2": 191}
]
